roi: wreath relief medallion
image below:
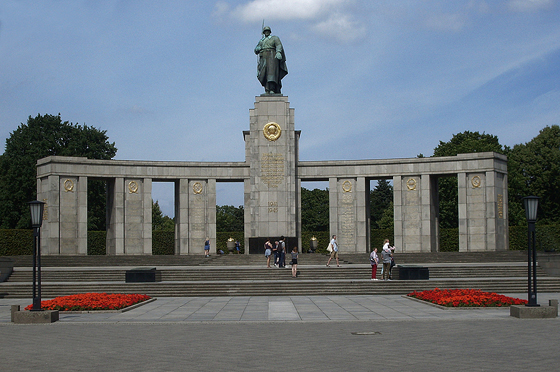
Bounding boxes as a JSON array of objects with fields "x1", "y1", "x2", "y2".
[
  {"x1": 342, "y1": 180, "x2": 352, "y2": 193},
  {"x1": 407, "y1": 178, "x2": 417, "y2": 191},
  {"x1": 471, "y1": 175, "x2": 482, "y2": 188},
  {"x1": 128, "y1": 181, "x2": 139, "y2": 194},
  {"x1": 263, "y1": 122, "x2": 281, "y2": 141},
  {"x1": 193, "y1": 182, "x2": 203, "y2": 194},
  {"x1": 63, "y1": 179, "x2": 74, "y2": 192}
]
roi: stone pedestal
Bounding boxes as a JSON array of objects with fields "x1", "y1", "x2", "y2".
[
  {"x1": 11, "y1": 305, "x2": 59, "y2": 324},
  {"x1": 510, "y1": 300, "x2": 558, "y2": 319},
  {"x1": 244, "y1": 95, "x2": 300, "y2": 252}
]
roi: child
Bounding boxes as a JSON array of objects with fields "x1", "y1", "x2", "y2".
[{"x1": 291, "y1": 247, "x2": 299, "y2": 278}]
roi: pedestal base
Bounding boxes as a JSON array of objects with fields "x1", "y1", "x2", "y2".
[
  {"x1": 11, "y1": 305, "x2": 59, "y2": 323},
  {"x1": 510, "y1": 300, "x2": 558, "y2": 319}
]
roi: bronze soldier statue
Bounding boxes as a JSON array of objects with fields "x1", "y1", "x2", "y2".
[{"x1": 254, "y1": 26, "x2": 288, "y2": 94}]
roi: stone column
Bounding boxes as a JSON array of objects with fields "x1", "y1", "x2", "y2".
[
  {"x1": 244, "y1": 95, "x2": 298, "y2": 253},
  {"x1": 458, "y1": 171, "x2": 508, "y2": 252},
  {"x1": 175, "y1": 178, "x2": 189, "y2": 255},
  {"x1": 37, "y1": 175, "x2": 60, "y2": 255},
  {"x1": 107, "y1": 178, "x2": 152, "y2": 255},
  {"x1": 106, "y1": 178, "x2": 124, "y2": 255},
  {"x1": 393, "y1": 175, "x2": 435, "y2": 252},
  {"x1": 186, "y1": 180, "x2": 216, "y2": 255},
  {"x1": 329, "y1": 177, "x2": 368, "y2": 253},
  {"x1": 38, "y1": 176, "x2": 87, "y2": 255}
]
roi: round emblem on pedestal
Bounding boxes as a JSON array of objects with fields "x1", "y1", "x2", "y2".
[
  {"x1": 263, "y1": 122, "x2": 281, "y2": 141},
  {"x1": 471, "y1": 175, "x2": 482, "y2": 188},
  {"x1": 193, "y1": 182, "x2": 203, "y2": 194},
  {"x1": 342, "y1": 180, "x2": 352, "y2": 193},
  {"x1": 128, "y1": 181, "x2": 139, "y2": 194},
  {"x1": 64, "y1": 179, "x2": 74, "y2": 192},
  {"x1": 407, "y1": 178, "x2": 417, "y2": 191}
]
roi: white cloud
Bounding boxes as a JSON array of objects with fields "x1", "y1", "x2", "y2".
[
  {"x1": 508, "y1": 0, "x2": 555, "y2": 12},
  {"x1": 217, "y1": 0, "x2": 365, "y2": 43},
  {"x1": 230, "y1": 0, "x2": 345, "y2": 21},
  {"x1": 311, "y1": 13, "x2": 365, "y2": 42}
]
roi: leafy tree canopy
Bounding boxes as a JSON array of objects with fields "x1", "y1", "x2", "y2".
[
  {"x1": 216, "y1": 205, "x2": 244, "y2": 232},
  {"x1": 432, "y1": 131, "x2": 505, "y2": 228},
  {"x1": 507, "y1": 125, "x2": 560, "y2": 225},
  {"x1": 433, "y1": 131, "x2": 505, "y2": 157},
  {"x1": 0, "y1": 113, "x2": 117, "y2": 229},
  {"x1": 301, "y1": 188, "x2": 329, "y2": 231},
  {"x1": 152, "y1": 200, "x2": 175, "y2": 231},
  {"x1": 370, "y1": 179, "x2": 393, "y2": 229}
]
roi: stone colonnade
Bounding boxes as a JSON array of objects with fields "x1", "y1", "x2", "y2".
[{"x1": 36, "y1": 96, "x2": 508, "y2": 255}]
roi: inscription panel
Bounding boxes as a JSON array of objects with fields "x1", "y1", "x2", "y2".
[
  {"x1": 339, "y1": 183, "x2": 355, "y2": 246},
  {"x1": 261, "y1": 153, "x2": 285, "y2": 188}
]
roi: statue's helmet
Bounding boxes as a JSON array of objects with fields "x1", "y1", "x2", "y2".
[{"x1": 262, "y1": 26, "x2": 271, "y2": 33}]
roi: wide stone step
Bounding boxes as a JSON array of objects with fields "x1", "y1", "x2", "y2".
[
  {"x1": 4, "y1": 264, "x2": 549, "y2": 283},
  {"x1": 3, "y1": 250, "x2": 533, "y2": 267},
  {"x1": 2, "y1": 278, "x2": 560, "y2": 298}
]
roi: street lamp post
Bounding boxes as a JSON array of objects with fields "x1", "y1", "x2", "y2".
[
  {"x1": 29, "y1": 200, "x2": 45, "y2": 311},
  {"x1": 523, "y1": 196, "x2": 540, "y2": 307}
]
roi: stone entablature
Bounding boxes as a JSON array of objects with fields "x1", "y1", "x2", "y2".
[{"x1": 36, "y1": 96, "x2": 508, "y2": 256}]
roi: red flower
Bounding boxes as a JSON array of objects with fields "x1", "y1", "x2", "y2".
[
  {"x1": 407, "y1": 288, "x2": 527, "y2": 307},
  {"x1": 24, "y1": 293, "x2": 151, "y2": 311}
]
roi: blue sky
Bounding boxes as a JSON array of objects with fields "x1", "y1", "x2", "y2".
[{"x1": 1, "y1": 0, "x2": 559, "y2": 216}]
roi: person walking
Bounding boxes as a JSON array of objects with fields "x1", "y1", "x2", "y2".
[
  {"x1": 326, "y1": 235, "x2": 340, "y2": 267},
  {"x1": 204, "y1": 238, "x2": 210, "y2": 258},
  {"x1": 290, "y1": 247, "x2": 299, "y2": 278},
  {"x1": 264, "y1": 238, "x2": 273, "y2": 268},
  {"x1": 369, "y1": 247, "x2": 379, "y2": 280}
]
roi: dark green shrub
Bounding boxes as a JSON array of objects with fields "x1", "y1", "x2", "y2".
[
  {"x1": 0, "y1": 229, "x2": 33, "y2": 255},
  {"x1": 370, "y1": 228, "x2": 394, "y2": 252},
  {"x1": 153, "y1": 230, "x2": 175, "y2": 255},
  {"x1": 440, "y1": 228, "x2": 459, "y2": 252},
  {"x1": 87, "y1": 231, "x2": 106, "y2": 255}
]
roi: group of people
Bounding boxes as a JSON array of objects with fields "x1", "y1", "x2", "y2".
[
  {"x1": 264, "y1": 236, "x2": 299, "y2": 277},
  {"x1": 369, "y1": 239, "x2": 395, "y2": 280}
]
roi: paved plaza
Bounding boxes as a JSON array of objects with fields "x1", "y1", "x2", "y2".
[{"x1": 1, "y1": 293, "x2": 559, "y2": 371}]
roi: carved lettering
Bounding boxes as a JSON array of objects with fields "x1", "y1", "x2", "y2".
[
  {"x1": 497, "y1": 194, "x2": 503, "y2": 219},
  {"x1": 261, "y1": 153, "x2": 285, "y2": 188}
]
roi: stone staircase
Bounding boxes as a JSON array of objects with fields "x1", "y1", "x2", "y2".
[{"x1": 1, "y1": 251, "x2": 559, "y2": 298}]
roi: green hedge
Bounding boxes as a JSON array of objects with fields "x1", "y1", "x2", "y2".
[
  {"x1": 153, "y1": 231, "x2": 175, "y2": 255},
  {"x1": 87, "y1": 231, "x2": 106, "y2": 255},
  {"x1": 370, "y1": 229, "x2": 394, "y2": 252},
  {"x1": 2, "y1": 225, "x2": 559, "y2": 256},
  {"x1": 0, "y1": 229, "x2": 33, "y2": 256},
  {"x1": 509, "y1": 224, "x2": 560, "y2": 252},
  {"x1": 440, "y1": 228, "x2": 459, "y2": 252}
]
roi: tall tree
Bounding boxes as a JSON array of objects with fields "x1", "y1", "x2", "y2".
[
  {"x1": 0, "y1": 114, "x2": 117, "y2": 229},
  {"x1": 152, "y1": 200, "x2": 175, "y2": 231},
  {"x1": 301, "y1": 187, "x2": 329, "y2": 231},
  {"x1": 216, "y1": 205, "x2": 244, "y2": 232},
  {"x1": 432, "y1": 131, "x2": 505, "y2": 228},
  {"x1": 507, "y1": 125, "x2": 560, "y2": 226},
  {"x1": 370, "y1": 179, "x2": 393, "y2": 229}
]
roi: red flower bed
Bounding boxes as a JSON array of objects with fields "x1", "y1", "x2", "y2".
[
  {"x1": 407, "y1": 288, "x2": 528, "y2": 307},
  {"x1": 25, "y1": 293, "x2": 151, "y2": 311}
]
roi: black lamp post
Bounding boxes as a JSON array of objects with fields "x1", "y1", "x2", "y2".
[
  {"x1": 523, "y1": 196, "x2": 540, "y2": 307},
  {"x1": 29, "y1": 200, "x2": 45, "y2": 311}
]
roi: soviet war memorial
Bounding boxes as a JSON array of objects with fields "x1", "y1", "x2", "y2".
[
  {"x1": 33, "y1": 24, "x2": 509, "y2": 258},
  {"x1": 1, "y1": 3, "x2": 560, "y2": 371}
]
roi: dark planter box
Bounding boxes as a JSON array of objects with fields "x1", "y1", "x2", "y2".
[
  {"x1": 125, "y1": 267, "x2": 161, "y2": 282},
  {"x1": 396, "y1": 265, "x2": 429, "y2": 280}
]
